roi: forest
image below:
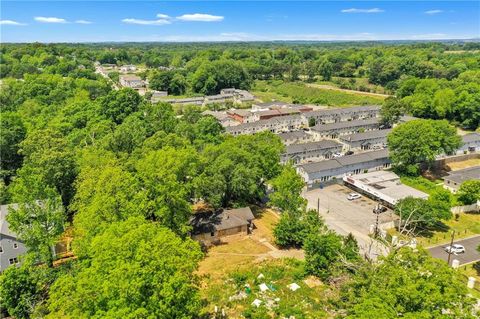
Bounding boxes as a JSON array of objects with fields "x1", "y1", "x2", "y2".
[{"x1": 0, "y1": 41, "x2": 479, "y2": 318}]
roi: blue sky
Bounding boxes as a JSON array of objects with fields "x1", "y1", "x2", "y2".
[{"x1": 1, "y1": 1, "x2": 479, "y2": 42}]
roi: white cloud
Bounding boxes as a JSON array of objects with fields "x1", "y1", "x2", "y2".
[
  {"x1": 425, "y1": 10, "x2": 443, "y2": 15},
  {"x1": 122, "y1": 18, "x2": 171, "y2": 25},
  {"x1": 156, "y1": 13, "x2": 171, "y2": 19},
  {"x1": 341, "y1": 8, "x2": 384, "y2": 14},
  {"x1": 75, "y1": 20, "x2": 92, "y2": 24},
  {"x1": 34, "y1": 16, "x2": 67, "y2": 23},
  {"x1": 176, "y1": 13, "x2": 224, "y2": 22},
  {"x1": 0, "y1": 19, "x2": 26, "y2": 26}
]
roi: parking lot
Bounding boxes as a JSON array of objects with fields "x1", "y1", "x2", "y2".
[
  {"x1": 303, "y1": 184, "x2": 397, "y2": 258},
  {"x1": 428, "y1": 235, "x2": 480, "y2": 266}
]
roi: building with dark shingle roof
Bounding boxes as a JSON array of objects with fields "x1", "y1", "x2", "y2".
[
  {"x1": 303, "y1": 105, "x2": 380, "y2": 125},
  {"x1": 339, "y1": 129, "x2": 391, "y2": 150},
  {"x1": 277, "y1": 131, "x2": 312, "y2": 145},
  {"x1": 443, "y1": 166, "x2": 480, "y2": 192},
  {"x1": 310, "y1": 118, "x2": 381, "y2": 139},
  {"x1": 190, "y1": 207, "x2": 255, "y2": 246},
  {"x1": 225, "y1": 115, "x2": 306, "y2": 135},
  {"x1": 282, "y1": 140, "x2": 343, "y2": 164},
  {"x1": 457, "y1": 133, "x2": 480, "y2": 154},
  {"x1": 297, "y1": 149, "x2": 391, "y2": 185}
]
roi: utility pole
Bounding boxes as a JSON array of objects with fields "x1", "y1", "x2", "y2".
[
  {"x1": 373, "y1": 204, "x2": 381, "y2": 238},
  {"x1": 317, "y1": 198, "x2": 320, "y2": 214},
  {"x1": 447, "y1": 230, "x2": 455, "y2": 265}
]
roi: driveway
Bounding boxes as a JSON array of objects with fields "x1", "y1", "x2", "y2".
[
  {"x1": 428, "y1": 235, "x2": 480, "y2": 266},
  {"x1": 303, "y1": 184, "x2": 397, "y2": 259}
]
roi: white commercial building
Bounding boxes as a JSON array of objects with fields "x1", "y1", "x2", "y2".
[{"x1": 342, "y1": 171, "x2": 429, "y2": 207}]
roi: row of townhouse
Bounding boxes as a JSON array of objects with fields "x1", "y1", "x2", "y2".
[
  {"x1": 158, "y1": 88, "x2": 255, "y2": 106},
  {"x1": 281, "y1": 140, "x2": 343, "y2": 164},
  {"x1": 277, "y1": 131, "x2": 313, "y2": 145},
  {"x1": 303, "y1": 105, "x2": 380, "y2": 125},
  {"x1": 225, "y1": 105, "x2": 382, "y2": 136},
  {"x1": 297, "y1": 149, "x2": 391, "y2": 186},
  {"x1": 225, "y1": 115, "x2": 305, "y2": 135},
  {"x1": 310, "y1": 117, "x2": 382, "y2": 139},
  {"x1": 339, "y1": 128, "x2": 392, "y2": 151}
]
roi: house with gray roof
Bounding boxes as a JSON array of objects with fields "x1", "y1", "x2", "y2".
[
  {"x1": 163, "y1": 96, "x2": 205, "y2": 106},
  {"x1": 443, "y1": 166, "x2": 480, "y2": 192},
  {"x1": 225, "y1": 114, "x2": 306, "y2": 135},
  {"x1": 302, "y1": 105, "x2": 380, "y2": 125},
  {"x1": 310, "y1": 117, "x2": 381, "y2": 139},
  {"x1": 1, "y1": 204, "x2": 27, "y2": 272},
  {"x1": 277, "y1": 131, "x2": 312, "y2": 145},
  {"x1": 457, "y1": 133, "x2": 480, "y2": 154},
  {"x1": 252, "y1": 101, "x2": 291, "y2": 111},
  {"x1": 297, "y1": 149, "x2": 391, "y2": 186},
  {"x1": 282, "y1": 140, "x2": 343, "y2": 164},
  {"x1": 339, "y1": 129, "x2": 391, "y2": 151},
  {"x1": 190, "y1": 207, "x2": 255, "y2": 246},
  {"x1": 119, "y1": 74, "x2": 144, "y2": 88}
]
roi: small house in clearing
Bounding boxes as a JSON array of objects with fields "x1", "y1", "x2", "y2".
[{"x1": 190, "y1": 207, "x2": 255, "y2": 246}]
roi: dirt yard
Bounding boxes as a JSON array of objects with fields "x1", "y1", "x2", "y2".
[
  {"x1": 197, "y1": 209, "x2": 304, "y2": 279},
  {"x1": 447, "y1": 158, "x2": 480, "y2": 171}
]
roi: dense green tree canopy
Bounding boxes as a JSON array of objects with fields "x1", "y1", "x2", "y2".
[
  {"x1": 342, "y1": 248, "x2": 476, "y2": 319},
  {"x1": 47, "y1": 217, "x2": 203, "y2": 319},
  {"x1": 457, "y1": 180, "x2": 480, "y2": 205},
  {"x1": 387, "y1": 119, "x2": 461, "y2": 171}
]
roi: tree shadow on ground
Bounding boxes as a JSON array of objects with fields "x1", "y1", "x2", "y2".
[{"x1": 415, "y1": 221, "x2": 450, "y2": 239}]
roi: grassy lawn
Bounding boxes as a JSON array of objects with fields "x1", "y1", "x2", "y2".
[
  {"x1": 390, "y1": 175, "x2": 480, "y2": 246},
  {"x1": 388, "y1": 212, "x2": 480, "y2": 247},
  {"x1": 458, "y1": 263, "x2": 480, "y2": 298},
  {"x1": 399, "y1": 175, "x2": 444, "y2": 196},
  {"x1": 253, "y1": 80, "x2": 384, "y2": 107},
  {"x1": 252, "y1": 208, "x2": 280, "y2": 243}
]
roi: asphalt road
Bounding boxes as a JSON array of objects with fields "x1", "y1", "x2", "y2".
[
  {"x1": 428, "y1": 235, "x2": 480, "y2": 266},
  {"x1": 303, "y1": 184, "x2": 396, "y2": 259}
]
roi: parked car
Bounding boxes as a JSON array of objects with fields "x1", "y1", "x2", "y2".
[
  {"x1": 347, "y1": 193, "x2": 361, "y2": 200},
  {"x1": 375, "y1": 205, "x2": 388, "y2": 213},
  {"x1": 444, "y1": 244, "x2": 465, "y2": 254},
  {"x1": 345, "y1": 151, "x2": 354, "y2": 156},
  {"x1": 332, "y1": 152, "x2": 342, "y2": 158}
]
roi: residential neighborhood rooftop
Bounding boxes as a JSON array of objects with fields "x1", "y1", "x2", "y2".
[
  {"x1": 462, "y1": 132, "x2": 480, "y2": 144},
  {"x1": 444, "y1": 166, "x2": 480, "y2": 185},
  {"x1": 286, "y1": 140, "x2": 342, "y2": 155},
  {"x1": 299, "y1": 149, "x2": 389, "y2": 173},
  {"x1": 311, "y1": 117, "x2": 380, "y2": 132},
  {"x1": 190, "y1": 207, "x2": 255, "y2": 235},
  {"x1": 277, "y1": 130, "x2": 309, "y2": 141},
  {"x1": 340, "y1": 129, "x2": 392, "y2": 142}
]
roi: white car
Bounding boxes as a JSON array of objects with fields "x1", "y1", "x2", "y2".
[
  {"x1": 347, "y1": 193, "x2": 361, "y2": 201},
  {"x1": 444, "y1": 244, "x2": 465, "y2": 254},
  {"x1": 332, "y1": 152, "x2": 342, "y2": 158}
]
